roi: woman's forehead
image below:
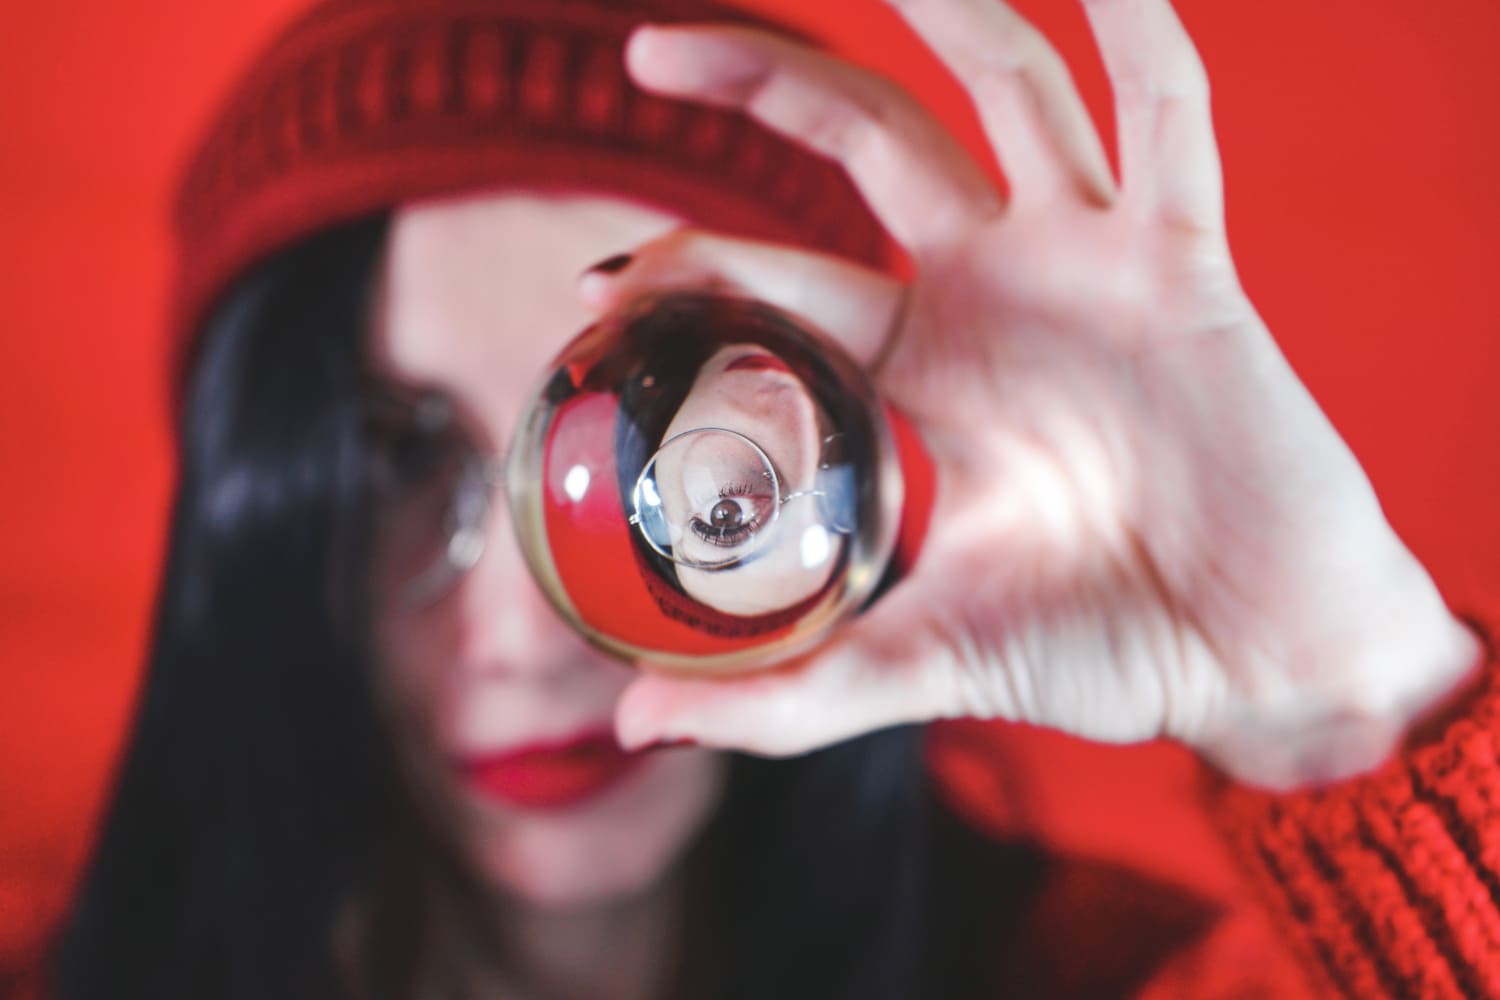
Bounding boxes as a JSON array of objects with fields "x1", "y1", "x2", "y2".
[{"x1": 373, "y1": 191, "x2": 680, "y2": 424}]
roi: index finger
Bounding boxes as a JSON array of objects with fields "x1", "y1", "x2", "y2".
[{"x1": 626, "y1": 23, "x2": 1002, "y2": 253}]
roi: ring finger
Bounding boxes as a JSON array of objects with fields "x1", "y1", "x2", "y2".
[{"x1": 890, "y1": 0, "x2": 1118, "y2": 207}]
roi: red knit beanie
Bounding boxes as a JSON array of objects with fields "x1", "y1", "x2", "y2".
[{"x1": 172, "y1": 0, "x2": 888, "y2": 363}]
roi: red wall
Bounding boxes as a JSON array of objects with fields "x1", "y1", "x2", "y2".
[{"x1": 2, "y1": 0, "x2": 1497, "y2": 980}]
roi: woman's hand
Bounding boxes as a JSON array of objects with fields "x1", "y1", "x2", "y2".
[{"x1": 590, "y1": 0, "x2": 1483, "y2": 789}]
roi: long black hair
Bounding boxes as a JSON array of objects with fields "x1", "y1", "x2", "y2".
[
  {"x1": 50, "y1": 216, "x2": 1029, "y2": 1000},
  {"x1": 52, "y1": 216, "x2": 399, "y2": 999}
]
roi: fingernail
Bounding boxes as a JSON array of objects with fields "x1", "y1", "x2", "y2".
[
  {"x1": 616, "y1": 721, "x2": 658, "y2": 753},
  {"x1": 584, "y1": 253, "x2": 633, "y2": 277},
  {"x1": 625, "y1": 24, "x2": 668, "y2": 69},
  {"x1": 649, "y1": 737, "x2": 700, "y2": 751}
]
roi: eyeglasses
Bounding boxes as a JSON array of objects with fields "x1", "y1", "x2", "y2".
[
  {"x1": 363, "y1": 382, "x2": 501, "y2": 609},
  {"x1": 363, "y1": 385, "x2": 854, "y2": 609}
]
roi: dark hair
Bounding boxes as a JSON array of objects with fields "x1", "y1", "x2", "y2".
[
  {"x1": 50, "y1": 216, "x2": 1022, "y2": 1000},
  {"x1": 52, "y1": 217, "x2": 399, "y2": 999}
]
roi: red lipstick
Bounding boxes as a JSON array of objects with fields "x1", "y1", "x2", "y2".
[
  {"x1": 724, "y1": 352, "x2": 792, "y2": 374},
  {"x1": 459, "y1": 729, "x2": 648, "y2": 811}
]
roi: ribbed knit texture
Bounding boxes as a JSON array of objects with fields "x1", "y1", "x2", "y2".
[
  {"x1": 172, "y1": 0, "x2": 888, "y2": 365},
  {"x1": 1217, "y1": 609, "x2": 1500, "y2": 999}
]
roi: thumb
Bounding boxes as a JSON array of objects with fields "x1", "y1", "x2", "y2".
[{"x1": 615, "y1": 580, "x2": 959, "y2": 756}]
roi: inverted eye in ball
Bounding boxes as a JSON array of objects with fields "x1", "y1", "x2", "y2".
[{"x1": 689, "y1": 488, "x2": 773, "y2": 549}]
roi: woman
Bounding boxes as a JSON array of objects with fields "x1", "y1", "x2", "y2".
[{"x1": 53, "y1": 0, "x2": 1498, "y2": 997}]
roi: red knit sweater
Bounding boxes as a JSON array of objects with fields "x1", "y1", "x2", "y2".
[
  {"x1": 927, "y1": 604, "x2": 1500, "y2": 998},
  {"x1": 15, "y1": 613, "x2": 1497, "y2": 998},
  {"x1": 1214, "y1": 610, "x2": 1500, "y2": 998}
]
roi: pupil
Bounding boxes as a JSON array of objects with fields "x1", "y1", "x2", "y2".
[{"x1": 709, "y1": 499, "x2": 742, "y2": 530}]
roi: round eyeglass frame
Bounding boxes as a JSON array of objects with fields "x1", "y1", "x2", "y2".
[
  {"x1": 364, "y1": 382, "x2": 504, "y2": 610},
  {"x1": 625, "y1": 426, "x2": 848, "y2": 572},
  {"x1": 366, "y1": 391, "x2": 853, "y2": 607}
]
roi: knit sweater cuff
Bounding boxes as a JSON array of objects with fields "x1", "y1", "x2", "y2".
[{"x1": 1215, "y1": 607, "x2": 1500, "y2": 999}]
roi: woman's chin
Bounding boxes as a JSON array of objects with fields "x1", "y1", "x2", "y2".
[
  {"x1": 466, "y1": 746, "x2": 727, "y2": 913},
  {"x1": 485, "y1": 845, "x2": 673, "y2": 913}
]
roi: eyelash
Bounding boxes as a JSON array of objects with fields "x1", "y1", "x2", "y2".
[{"x1": 688, "y1": 483, "x2": 771, "y2": 548}]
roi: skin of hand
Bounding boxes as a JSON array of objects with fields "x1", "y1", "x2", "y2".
[{"x1": 582, "y1": 0, "x2": 1484, "y2": 790}]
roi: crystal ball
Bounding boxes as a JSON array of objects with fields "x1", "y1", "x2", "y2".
[{"x1": 505, "y1": 292, "x2": 904, "y2": 673}]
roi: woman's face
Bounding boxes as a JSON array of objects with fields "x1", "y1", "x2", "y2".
[{"x1": 371, "y1": 191, "x2": 727, "y2": 912}]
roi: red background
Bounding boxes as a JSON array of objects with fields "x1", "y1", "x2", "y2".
[{"x1": 2, "y1": 0, "x2": 1497, "y2": 983}]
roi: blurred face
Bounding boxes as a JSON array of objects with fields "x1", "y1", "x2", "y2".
[{"x1": 370, "y1": 191, "x2": 728, "y2": 912}]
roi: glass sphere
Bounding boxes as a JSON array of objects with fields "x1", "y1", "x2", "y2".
[{"x1": 506, "y1": 292, "x2": 904, "y2": 673}]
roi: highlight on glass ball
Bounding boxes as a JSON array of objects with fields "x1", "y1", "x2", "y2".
[{"x1": 505, "y1": 292, "x2": 904, "y2": 673}]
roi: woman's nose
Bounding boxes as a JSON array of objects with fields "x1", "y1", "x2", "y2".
[{"x1": 451, "y1": 503, "x2": 586, "y2": 676}]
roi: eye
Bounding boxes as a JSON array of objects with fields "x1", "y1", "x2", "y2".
[
  {"x1": 380, "y1": 426, "x2": 445, "y2": 485},
  {"x1": 688, "y1": 482, "x2": 776, "y2": 548},
  {"x1": 362, "y1": 386, "x2": 490, "y2": 592},
  {"x1": 364, "y1": 389, "x2": 464, "y2": 491}
]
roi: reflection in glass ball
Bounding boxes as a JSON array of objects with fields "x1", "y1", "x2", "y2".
[{"x1": 506, "y1": 292, "x2": 903, "y2": 673}]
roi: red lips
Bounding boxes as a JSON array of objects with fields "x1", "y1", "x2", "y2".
[
  {"x1": 723, "y1": 352, "x2": 792, "y2": 374},
  {"x1": 458, "y1": 728, "x2": 649, "y2": 811}
]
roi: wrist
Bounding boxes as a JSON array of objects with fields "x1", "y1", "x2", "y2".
[
  {"x1": 1196, "y1": 577, "x2": 1487, "y2": 791},
  {"x1": 1399, "y1": 611, "x2": 1495, "y2": 749}
]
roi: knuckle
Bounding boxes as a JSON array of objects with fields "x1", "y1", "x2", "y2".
[
  {"x1": 1110, "y1": 48, "x2": 1209, "y2": 104},
  {"x1": 800, "y1": 89, "x2": 903, "y2": 162},
  {"x1": 969, "y1": 28, "x2": 1063, "y2": 93},
  {"x1": 1015, "y1": 26, "x2": 1061, "y2": 69}
]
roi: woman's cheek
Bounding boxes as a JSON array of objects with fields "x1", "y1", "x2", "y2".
[{"x1": 376, "y1": 611, "x2": 459, "y2": 742}]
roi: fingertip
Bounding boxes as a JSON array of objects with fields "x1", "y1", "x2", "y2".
[
  {"x1": 614, "y1": 686, "x2": 665, "y2": 752},
  {"x1": 624, "y1": 23, "x2": 664, "y2": 81},
  {"x1": 624, "y1": 24, "x2": 768, "y2": 101},
  {"x1": 625, "y1": 23, "x2": 700, "y2": 93},
  {"x1": 615, "y1": 669, "x2": 709, "y2": 750},
  {"x1": 616, "y1": 724, "x2": 660, "y2": 754},
  {"x1": 577, "y1": 252, "x2": 634, "y2": 308},
  {"x1": 576, "y1": 271, "x2": 614, "y2": 310}
]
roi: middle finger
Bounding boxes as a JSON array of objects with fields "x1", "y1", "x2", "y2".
[{"x1": 890, "y1": 0, "x2": 1118, "y2": 207}]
